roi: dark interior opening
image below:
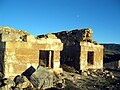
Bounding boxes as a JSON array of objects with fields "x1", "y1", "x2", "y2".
[
  {"x1": 39, "y1": 50, "x2": 54, "y2": 68},
  {"x1": 0, "y1": 34, "x2": 2, "y2": 41},
  {"x1": 87, "y1": 51, "x2": 94, "y2": 65}
]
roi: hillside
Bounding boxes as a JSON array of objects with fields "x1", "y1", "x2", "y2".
[
  {"x1": 102, "y1": 44, "x2": 120, "y2": 55},
  {"x1": 101, "y1": 44, "x2": 120, "y2": 63}
]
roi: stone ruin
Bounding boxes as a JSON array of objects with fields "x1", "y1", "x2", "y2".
[
  {"x1": 0, "y1": 26, "x2": 104, "y2": 79},
  {"x1": 0, "y1": 26, "x2": 105, "y2": 89},
  {"x1": 0, "y1": 26, "x2": 63, "y2": 79},
  {"x1": 52, "y1": 28, "x2": 104, "y2": 71}
]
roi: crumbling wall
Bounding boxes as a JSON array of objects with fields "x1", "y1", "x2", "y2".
[
  {"x1": 0, "y1": 27, "x2": 63, "y2": 79},
  {"x1": 4, "y1": 42, "x2": 39, "y2": 78},
  {"x1": 51, "y1": 29, "x2": 87, "y2": 70},
  {"x1": 0, "y1": 26, "x2": 30, "y2": 42},
  {"x1": 52, "y1": 28, "x2": 103, "y2": 71},
  {"x1": 0, "y1": 27, "x2": 41, "y2": 78},
  {"x1": 37, "y1": 34, "x2": 63, "y2": 70},
  {"x1": 80, "y1": 42, "x2": 103, "y2": 71}
]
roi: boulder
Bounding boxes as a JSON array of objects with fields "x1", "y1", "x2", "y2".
[
  {"x1": 14, "y1": 75, "x2": 32, "y2": 89},
  {"x1": 29, "y1": 66, "x2": 53, "y2": 89}
]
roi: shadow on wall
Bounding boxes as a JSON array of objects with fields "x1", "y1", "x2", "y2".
[
  {"x1": 53, "y1": 31, "x2": 81, "y2": 70},
  {"x1": 0, "y1": 42, "x2": 6, "y2": 77}
]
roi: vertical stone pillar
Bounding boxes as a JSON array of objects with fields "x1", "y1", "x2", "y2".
[
  {"x1": 53, "y1": 51, "x2": 60, "y2": 69},
  {"x1": 49, "y1": 51, "x2": 52, "y2": 68}
]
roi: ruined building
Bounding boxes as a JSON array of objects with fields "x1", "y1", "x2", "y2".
[
  {"x1": 0, "y1": 26, "x2": 103, "y2": 79},
  {"x1": 51, "y1": 28, "x2": 104, "y2": 71},
  {"x1": 0, "y1": 26, "x2": 63, "y2": 79}
]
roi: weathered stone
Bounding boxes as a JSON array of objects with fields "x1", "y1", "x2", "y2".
[
  {"x1": 0, "y1": 26, "x2": 103, "y2": 83},
  {"x1": 14, "y1": 75, "x2": 32, "y2": 89},
  {"x1": 29, "y1": 66, "x2": 54, "y2": 89},
  {"x1": 3, "y1": 78, "x2": 15, "y2": 86},
  {"x1": 0, "y1": 26, "x2": 63, "y2": 79},
  {"x1": 53, "y1": 72, "x2": 65, "y2": 89},
  {"x1": 82, "y1": 71, "x2": 88, "y2": 76},
  {"x1": 52, "y1": 28, "x2": 103, "y2": 71},
  {"x1": 0, "y1": 78, "x2": 15, "y2": 90}
]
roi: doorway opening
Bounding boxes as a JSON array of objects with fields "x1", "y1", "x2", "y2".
[
  {"x1": 39, "y1": 50, "x2": 54, "y2": 68},
  {"x1": 0, "y1": 34, "x2": 2, "y2": 41}
]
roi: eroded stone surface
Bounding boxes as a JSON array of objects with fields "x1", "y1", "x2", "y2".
[
  {"x1": 0, "y1": 26, "x2": 63, "y2": 79},
  {"x1": 52, "y1": 28, "x2": 103, "y2": 71},
  {"x1": 0, "y1": 27, "x2": 103, "y2": 80}
]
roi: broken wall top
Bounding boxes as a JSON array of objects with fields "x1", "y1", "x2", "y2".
[
  {"x1": 0, "y1": 26, "x2": 29, "y2": 35},
  {"x1": 0, "y1": 26, "x2": 63, "y2": 50},
  {"x1": 37, "y1": 33, "x2": 63, "y2": 44},
  {"x1": 36, "y1": 33, "x2": 63, "y2": 50},
  {"x1": 53, "y1": 28, "x2": 93, "y2": 41},
  {"x1": 0, "y1": 26, "x2": 31, "y2": 42},
  {"x1": 50, "y1": 28, "x2": 99, "y2": 46}
]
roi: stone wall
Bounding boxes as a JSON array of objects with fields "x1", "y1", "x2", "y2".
[
  {"x1": 51, "y1": 28, "x2": 103, "y2": 71},
  {"x1": 3, "y1": 40, "x2": 63, "y2": 78},
  {"x1": 80, "y1": 42, "x2": 103, "y2": 71},
  {"x1": 0, "y1": 26, "x2": 30, "y2": 42},
  {"x1": 4, "y1": 42, "x2": 39, "y2": 78},
  {"x1": 0, "y1": 27, "x2": 63, "y2": 79},
  {"x1": 0, "y1": 26, "x2": 103, "y2": 78},
  {"x1": 37, "y1": 34, "x2": 63, "y2": 71}
]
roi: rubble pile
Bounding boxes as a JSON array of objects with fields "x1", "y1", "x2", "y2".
[
  {"x1": 0, "y1": 66, "x2": 65, "y2": 90},
  {"x1": 0, "y1": 68, "x2": 120, "y2": 90},
  {"x1": 63, "y1": 69, "x2": 120, "y2": 90}
]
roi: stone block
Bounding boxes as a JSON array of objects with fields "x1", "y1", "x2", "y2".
[
  {"x1": 29, "y1": 66, "x2": 53, "y2": 89},
  {"x1": 53, "y1": 62, "x2": 60, "y2": 69},
  {"x1": 54, "y1": 51, "x2": 60, "y2": 60}
]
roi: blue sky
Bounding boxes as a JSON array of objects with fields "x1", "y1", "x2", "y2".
[{"x1": 0, "y1": 0, "x2": 120, "y2": 43}]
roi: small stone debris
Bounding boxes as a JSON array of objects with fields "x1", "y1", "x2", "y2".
[{"x1": 0, "y1": 66, "x2": 65, "y2": 90}]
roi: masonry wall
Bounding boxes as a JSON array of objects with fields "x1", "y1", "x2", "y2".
[
  {"x1": 52, "y1": 29, "x2": 103, "y2": 71},
  {"x1": 0, "y1": 27, "x2": 63, "y2": 79},
  {"x1": 3, "y1": 41, "x2": 63, "y2": 78},
  {"x1": 53, "y1": 30, "x2": 85, "y2": 70},
  {"x1": 4, "y1": 42, "x2": 39, "y2": 78},
  {"x1": 80, "y1": 42, "x2": 103, "y2": 71},
  {"x1": 36, "y1": 37, "x2": 63, "y2": 70}
]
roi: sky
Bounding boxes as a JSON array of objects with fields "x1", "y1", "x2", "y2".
[{"x1": 0, "y1": 0, "x2": 120, "y2": 43}]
